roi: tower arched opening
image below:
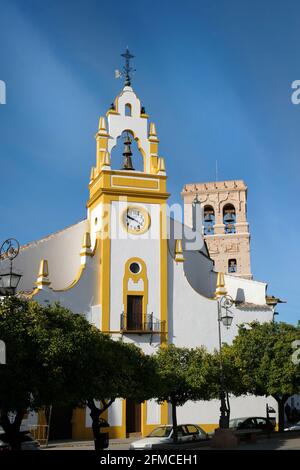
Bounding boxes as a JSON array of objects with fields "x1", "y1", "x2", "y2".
[
  {"x1": 203, "y1": 205, "x2": 215, "y2": 235},
  {"x1": 223, "y1": 204, "x2": 236, "y2": 234},
  {"x1": 110, "y1": 130, "x2": 144, "y2": 172}
]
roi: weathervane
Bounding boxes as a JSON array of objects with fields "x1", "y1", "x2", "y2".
[{"x1": 115, "y1": 47, "x2": 136, "y2": 86}]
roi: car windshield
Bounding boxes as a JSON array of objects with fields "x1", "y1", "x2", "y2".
[
  {"x1": 147, "y1": 426, "x2": 173, "y2": 438},
  {"x1": 229, "y1": 419, "x2": 245, "y2": 428}
]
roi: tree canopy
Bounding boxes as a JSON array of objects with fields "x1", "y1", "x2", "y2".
[
  {"x1": 229, "y1": 321, "x2": 300, "y2": 431},
  {"x1": 153, "y1": 344, "x2": 217, "y2": 441},
  {"x1": 0, "y1": 297, "x2": 157, "y2": 449}
]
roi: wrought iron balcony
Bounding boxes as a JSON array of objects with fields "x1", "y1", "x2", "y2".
[{"x1": 120, "y1": 312, "x2": 166, "y2": 335}]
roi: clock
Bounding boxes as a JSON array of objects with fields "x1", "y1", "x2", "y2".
[{"x1": 122, "y1": 206, "x2": 151, "y2": 234}]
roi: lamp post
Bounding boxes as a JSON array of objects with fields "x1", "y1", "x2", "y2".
[
  {"x1": 217, "y1": 294, "x2": 234, "y2": 429},
  {"x1": 0, "y1": 239, "x2": 22, "y2": 297}
]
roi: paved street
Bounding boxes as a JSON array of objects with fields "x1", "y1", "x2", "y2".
[
  {"x1": 46, "y1": 437, "x2": 136, "y2": 451},
  {"x1": 45, "y1": 433, "x2": 300, "y2": 451},
  {"x1": 237, "y1": 434, "x2": 300, "y2": 450}
]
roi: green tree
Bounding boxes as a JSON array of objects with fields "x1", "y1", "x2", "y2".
[
  {"x1": 207, "y1": 345, "x2": 247, "y2": 426},
  {"x1": 0, "y1": 297, "x2": 114, "y2": 449},
  {"x1": 230, "y1": 321, "x2": 300, "y2": 432},
  {"x1": 154, "y1": 344, "x2": 215, "y2": 443},
  {"x1": 86, "y1": 341, "x2": 158, "y2": 447}
]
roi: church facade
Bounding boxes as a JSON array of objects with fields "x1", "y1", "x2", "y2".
[{"x1": 11, "y1": 72, "x2": 280, "y2": 439}]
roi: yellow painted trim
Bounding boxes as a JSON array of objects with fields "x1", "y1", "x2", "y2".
[
  {"x1": 100, "y1": 195, "x2": 111, "y2": 331},
  {"x1": 35, "y1": 280, "x2": 51, "y2": 287},
  {"x1": 122, "y1": 258, "x2": 148, "y2": 327},
  {"x1": 72, "y1": 408, "x2": 88, "y2": 440},
  {"x1": 52, "y1": 265, "x2": 86, "y2": 293},
  {"x1": 28, "y1": 234, "x2": 100, "y2": 298},
  {"x1": 37, "y1": 408, "x2": 47, "y2": 426},
  {"x1": 121, "y1": 399, "x2": 126, "y2": 438},
  {"x1": 88, "y1": 169, "x2": 168, "y2": 204},
  {"x1": 106, "y1": 109, "x2": 119, "y2": 116},
  {"x1": 92, "y1": 234, "x2": 101, "y2": 256},
  {"x1": 100, "y1": 198, "x2": 111, "y2": 331},
  {"x1": 71, "y1": 401, "x2": 175, "y2": 440},
  {"x1": 112, "y1": 176, "x2": 159, "y2": 190},
  {"x1": 26, "y1": 287, "x2": 41, "y2": 299},
  {"x1": 88, "y1": 191, "x2": 169, "y2": 210},
  {"x1": 88, "y1": 189, "x2": 169, "y2": 206},
  {"x1": 121, "y1": 205, "x2": 151, "y2": 235},
  {"x1": 109, "y1": 425, "x2": 126, "y2": 439},
  {"x1": 88, "y1": 194, "x2": 169, "y2": 213},
  {"x1": 72, "y1": 405, "x2": 127, "y2": 440},
  {"x1": 107, "y1": 170, "x2": 165, "y2": 180},
  {"x1": 160, "y1": 203, "x2": 168, "y2": 345},
  {"x1": 200, "y1": 423, "x2": 219, "y2": 433},
  {"x1": 141, "y1": 402, "x2": 147, "y2": 436}
]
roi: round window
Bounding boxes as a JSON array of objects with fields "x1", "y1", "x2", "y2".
[{"x1": 129, "y1": 262, "x2": 141, "y2": 274}]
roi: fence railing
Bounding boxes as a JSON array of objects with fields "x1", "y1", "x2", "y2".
[
  {"x1": 28, "y1": 424, "x2": 50, "y2": 447},
  {"x1": 120, "y1": 312, "x2": 166, "y2": 334}
]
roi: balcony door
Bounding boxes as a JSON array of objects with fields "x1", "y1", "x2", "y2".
[{"x1": 127, "y1": 295, "x2": 143, "y2": 330}]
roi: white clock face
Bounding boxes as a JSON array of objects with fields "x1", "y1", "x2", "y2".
[{"x1": 123, "y1": 207, "x2": 150, "y2": 234}]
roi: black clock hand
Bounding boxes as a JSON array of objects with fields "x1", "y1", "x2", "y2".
[{"x1": 127, "y1": 214, "x2": 141, "y2": 224}]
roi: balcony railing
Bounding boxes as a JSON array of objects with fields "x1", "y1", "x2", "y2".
[{"x1": 120, "y1": 312, "x2": 166, "y2": 334}]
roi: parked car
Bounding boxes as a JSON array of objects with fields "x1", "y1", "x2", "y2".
[
  {"x1": 0, "y1": 427, "x2": 40, "y2": 450},
  {"x1": 0, "y1": 438, "x2": 10, "y2": 452},
  {"x1": 229, "y1": 417, "x2": 275, "y2": 434},
  {"x1": 284, "y1": 421, "x2": 300, "y2": 432},
  {"x1": 130, "y1": 424, "x2": 208, "y2": 450}
]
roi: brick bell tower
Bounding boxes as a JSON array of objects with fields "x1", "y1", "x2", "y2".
[{"x1": 182, "y1": 180, "x2": 252, "y2": 280}]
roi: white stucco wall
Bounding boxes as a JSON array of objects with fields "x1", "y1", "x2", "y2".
[
  {"x1": 107, "y1": 87, "x2": 151, "y2": 173},
  {"x1": 168, "y1": 254, "x2": 273, "y2": 350},
  {"x1": 146, "y1": 399, "x2": 160, "y2": 425},
  {"x1": 108, "y1": 399, "x2": 123, "y2": 427},
  {"x1": 225, "y1": 274, "x2": 267, "y2": 305},
  {"x1": 9, "y1": 219, "x2": 88, "y2": 292},
  {"x1": 32, "y1": 250, "x2": 100, "y2": 322},
  {"x1": 176, "y1": 395, "x2": 278, "y2": 426}
]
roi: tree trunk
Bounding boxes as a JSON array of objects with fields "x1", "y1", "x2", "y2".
[
  {"x1": 87, "y1": 398, "x2": 114, "y2": 450},
  {"x1": 273, "y1": 395, "x2": 290, "y2": 433},
  {"x1": 226, "y1": 391, "x2": 231, "y2": 426},
  {"x1": 0, "y1": 409, "x2": 24, "y2": 450},
  {"x1": 171, "y1": 401, "x2": 178, "y2": 443}
]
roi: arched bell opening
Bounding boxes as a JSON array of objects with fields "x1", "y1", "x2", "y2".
[
  {"x1": 228, "y1": 258, "x2": 237, "y2": 273},
  {"x1": 223, "y1": 204, "x2": 236, "y2": 234},
  {"x1": 203, "y1": 205, "x2": 215, "y2": 235},
  {"x1": 125, "y1": 103, "x2": 132, "y2": 116},
  {"x1": 110, "y1": 130, "x2": 144, "y2": 172}
]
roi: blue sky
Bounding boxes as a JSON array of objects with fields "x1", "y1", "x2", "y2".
[{"x1": 0, "y1": 0, "x2": 300, "y2": 324}]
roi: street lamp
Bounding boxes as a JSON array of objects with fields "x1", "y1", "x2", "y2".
[
  {"x1": 217, "y1": 293, "x2": 234, "y2": 429},
  {"x1": 0, "y1": 239, "x2": 22, "y2": 296}
]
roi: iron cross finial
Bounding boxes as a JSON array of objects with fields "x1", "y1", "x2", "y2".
[{"x1": 115, "y1": 47, "x2": 136, "y2": 86}]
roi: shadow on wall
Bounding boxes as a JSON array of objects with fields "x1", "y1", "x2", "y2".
[{"x1": 235, "y1": 288, "x2": 246, "y2": 303}]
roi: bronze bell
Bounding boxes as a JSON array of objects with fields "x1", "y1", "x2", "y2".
[{"x1": 121, "y1": 134, "x2": 135, "y2": 170}]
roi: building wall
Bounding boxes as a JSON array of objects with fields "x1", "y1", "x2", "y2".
[
  {"x1": 5, "y1": 219, "x2": 88, "y2": 292},
  {"x1": 166, "y1": 250, "x2": 275, "y2": 430}
]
